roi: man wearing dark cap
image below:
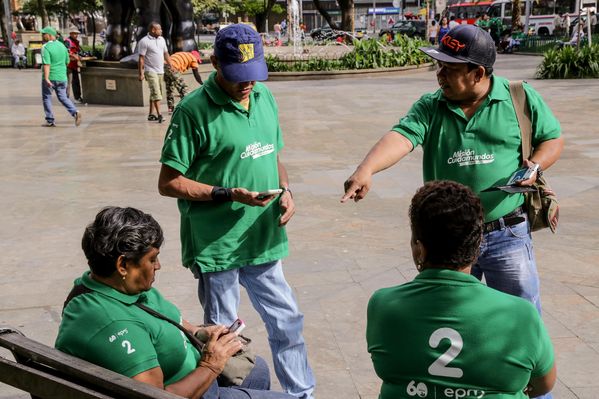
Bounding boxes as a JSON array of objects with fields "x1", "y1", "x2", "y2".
[
  {"x1": 158, "y1": 24, "x2": 315, "y2": 399},
  {"x1": 343, "y1": 24, "x2": 563, "y2": 359}
]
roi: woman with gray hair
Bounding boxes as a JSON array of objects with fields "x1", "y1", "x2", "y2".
[{"x1": 55, "y1": 206, "x2": 293, "y2": 399}]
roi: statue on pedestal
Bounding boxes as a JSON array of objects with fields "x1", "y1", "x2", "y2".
[{"x1": 103, "y1": 0, "x2": 196, "y2": 61}]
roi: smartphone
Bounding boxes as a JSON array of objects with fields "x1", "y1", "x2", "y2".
[
  {"x1": 228, "y1": 318, "x2": 246, "y2": 335},
  {"x1": 257, "y1": 189, "x2": 283, "y2": 199},
  {"x1": 507, "y1": 164, "x2": 539, "y2": 185}
]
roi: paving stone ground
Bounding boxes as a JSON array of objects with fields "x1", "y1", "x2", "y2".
[{"x1": 1, "y1": 54, "x2": 598, "y2": 398}]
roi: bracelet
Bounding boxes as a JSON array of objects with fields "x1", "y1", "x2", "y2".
[
  {"x1": 211, "y1": 186, "x2": 232, "y2": 202},
  {"x1": 281, "y1": 187, "x2": 293, "y2": 198}
]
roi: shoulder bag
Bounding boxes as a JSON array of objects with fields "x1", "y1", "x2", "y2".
[
  {"x1": 508, "y1": 80, "x2": 559, "y2": 233},
  {"x1": 134, "y1": 302, "x2": 256, "y2": 386}
]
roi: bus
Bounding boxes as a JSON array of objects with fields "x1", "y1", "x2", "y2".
[
  {"x1": 446, "y1": 2, "x2": 493, "y2": 24},
  {"x1": 487, "y1": 0, "x2": 579, "y2": 35}
]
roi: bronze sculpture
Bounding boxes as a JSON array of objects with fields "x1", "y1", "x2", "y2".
[{"x1": 103, "y1": 0, "x2": 196, "y2": 61}]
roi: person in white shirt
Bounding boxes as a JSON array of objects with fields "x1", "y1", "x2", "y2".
[
  {"x1": 11, "y1": 39, "x2": 26, "y2": 69},
  {"x1": 137, "y1": 22, "x2": 173, "y2": 123}
]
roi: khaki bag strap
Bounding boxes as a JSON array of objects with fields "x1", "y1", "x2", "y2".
[{"x1": 509, "y1": 80, "x2": 533, "y2": 160}]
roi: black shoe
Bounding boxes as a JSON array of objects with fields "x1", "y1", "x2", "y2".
[
  {"x1": 148, "y1": 114, "x2": 158, "y2": 121},
  {"x1": 43, "y1": 121, "x2": 56, "y2": 127},
  {"x1": 157, "y1": 114, "x2": 164, "y2": 123}
]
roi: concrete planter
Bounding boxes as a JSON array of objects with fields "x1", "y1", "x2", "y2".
[{"x1": 267, "y1": 62, "x2": 434, "y2": 81}]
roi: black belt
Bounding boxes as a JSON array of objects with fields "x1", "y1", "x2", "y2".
[{"x1": 483, "y1": 206, "x2": 526, "y2": 234}]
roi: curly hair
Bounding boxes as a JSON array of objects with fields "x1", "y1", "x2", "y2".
[
  {"x1": 82, "y1": 207, "x2": 164, "y2": 277},
  {"x1": 409, "y1": 181, "x2": 483, "y2": 269}
]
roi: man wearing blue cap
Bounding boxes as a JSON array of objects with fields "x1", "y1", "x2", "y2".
[
  {"x1": 343, "y1": 25, "x2": 562, "y2": 398},
  {"x1": 158, "y1": 24, "x2": 315, "y2": 399},
  {"x1": 40, "y1": 26, "x2": 82, "y2": 127}
]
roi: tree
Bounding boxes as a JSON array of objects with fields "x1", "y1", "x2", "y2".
[
  {"x1": 512, "y1": 0, "x2": 522, "y2": 33},
  {"x1": 228, "y1": 0, "x2": 284, "y2": 32},
  {"x1": 20, "y1": 0, "x2": 55, "y2": 26},
  {"x1": 67, "y1": 0, "x2": 102, "y2": 55},
  {"x1": 313, "y1": 0, "x2": 354, "y2": 32}
]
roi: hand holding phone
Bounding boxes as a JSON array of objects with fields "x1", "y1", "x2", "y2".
[
  {"x1": 228, "y1": 318, "x2": 245, "y2": 335},
  {"x1": 257, "y1": 189, "x2": 283, "y2": 199}
]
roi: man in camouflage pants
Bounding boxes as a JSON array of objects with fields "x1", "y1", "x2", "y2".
[{"x1": 164, "y1": 50, "x2": 203, "y2": 113}]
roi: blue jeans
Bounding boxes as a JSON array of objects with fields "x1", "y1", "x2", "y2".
[
  {"x1": 193, "y1": 261, "x2": 315, "y2": 399},
  {"x1": 42, "y1": 80, "x2": 78, "y2": 123},
  {"x1": 472, "y1": 216, "x2": 552, "y2": 399},
  {"x1": 202, "y1": 356, "x2": 294, "y2": 399}
]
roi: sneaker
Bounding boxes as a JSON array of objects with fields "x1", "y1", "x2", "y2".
[
  {"x1": 75, "y1": 98, "x2": 85, "y2": 104},
  {"x1": 74, "y1": 111, "x2": 82, "y2": 126},
  {"x1": 43, "y1": 121, "x2": 56, "y2": 127},
  {"x1": 148, "y1": 114, "x2": 158, "y2": 121},
  {"x1": 157, "y1": 114, "x2": 164, "y2": 123}
]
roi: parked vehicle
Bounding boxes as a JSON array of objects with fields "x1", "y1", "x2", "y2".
[
  {"x1": 310, "y1": 25, "x2": 366, "y2": 41},
  {"x1": 487, "y1": 0, "x2": 579, "y2": 36},
  {"x1": 446, "y1": 1, "x2": 493, "y2": 24},
  {"x1": 379, "y1": 20, "x2": 427, "y2": 39}
]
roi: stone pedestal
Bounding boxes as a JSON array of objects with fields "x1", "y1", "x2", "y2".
[
  {"x1": 80, "y1": 61, "x2": 148, "y2": 107},
  {"x1": 80, "y1": 60, "x2": 213, "y2": 107}
]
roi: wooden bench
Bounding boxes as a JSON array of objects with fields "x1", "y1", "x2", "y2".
[{"x1": 0, "y1": 327, "x2": 183, "y2": 399}]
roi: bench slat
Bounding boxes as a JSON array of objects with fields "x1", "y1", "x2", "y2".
[
  {"x1": 0, "y1": 331, "x2": 183, "y2": 399},
  {"x1": 0, "y1": 356, "x2": 113, "y2": 399}
]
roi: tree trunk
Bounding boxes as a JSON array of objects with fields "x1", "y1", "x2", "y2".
[
  {"x1": 313, "y1": 0, "x2": 354, "y2": 31},
  {"x1": 0, "y1": 2, "x2": 7, "y2": 45},
  {"x1": 255, "y1": 13, "x2": 266, "y2": 32},
  {"x1": 511, "y1": 0, "x2": 521, "y2": 33},
  {"x1": 340, "y1": 0, "x2": 354, "y2": 32},
  {"x1": 312, "y1": 0, "x2": 340, "y2": 30},
  {"x1": 37, "y1": 0, "x2": 49, "y2": 27},
  {"x1": 91, "y1": 13, "x2": 96, "y2": 55}
]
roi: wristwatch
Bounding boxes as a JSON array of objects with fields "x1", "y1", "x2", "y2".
[{"x1": 281, "y1": 187, "x2": 293, "y2": 198}]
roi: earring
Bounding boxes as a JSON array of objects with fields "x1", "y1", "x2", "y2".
[
  {"x1": 416, "y1": 263, "x2": 423, "y2": 272},
  {"x1": 122, "y1": 275, "x2": 126, "y2": 280}
]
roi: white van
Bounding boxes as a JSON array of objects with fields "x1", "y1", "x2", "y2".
[{"x1": 487, "y1": 0, "x2": 562, "y2": 36}]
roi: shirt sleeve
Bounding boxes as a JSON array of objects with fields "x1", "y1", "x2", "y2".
[
  {"x1": 41, "y1": 45, "x2": 50, "y2": 65},
  {"x1": 138, "y1": 39, "x2": 147, "y2": 56},
  {"x1": 160, "y1": 108, "x2": 201, "y2": 174},
  {"x1": 390, "y1": 94, "x2": 434, "y2": 150},
  {"x1": 530, "y1": 312, "x2": 554, "y2": 378},
  {"x1": 523, "y1": 83, "x2": 562, "y2": 147},
  {"x1": 85, "y1": 320, "x2": 160, "y2": 378}
]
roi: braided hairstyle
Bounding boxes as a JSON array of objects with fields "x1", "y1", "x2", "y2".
[{"x1": 409, "y1": 181, "x2": 484, "y2": 269}]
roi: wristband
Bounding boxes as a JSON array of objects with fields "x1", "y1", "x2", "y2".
[
  {"x1": 281, "y1": 187, "x2": 293, "y2": 198},
  {"x1": 211, "y1": 186, "x2": 232, "y2": 202}
]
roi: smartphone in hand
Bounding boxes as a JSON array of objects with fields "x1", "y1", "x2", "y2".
[
  {"x1": 257, "y1": 189, "x2": 283, "y2": 199},
  {"x1": 228, "y1": 318, "x2": 246, "y2": 335}
]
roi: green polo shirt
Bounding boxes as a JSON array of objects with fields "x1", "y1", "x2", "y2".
[
  {"x1": 160, "y1": 72, "x2": 288, "y2": 272},
  {"x1": 55, "y1": 271, "x2": 200, "y2": 385},
  {"x1": 367, "y1": 269, "x2": 554, "y2": 399},
  {"x1": 392, "y1": 76, "x2": 561, "y2": 222},
  {"x1": 41, "y1": 40, "x2": 69, "y2": 82}
]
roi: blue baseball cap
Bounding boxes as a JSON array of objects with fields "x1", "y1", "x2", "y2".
[{"x1": 214, "y1": 24, "x2": 268, "y2": 82}]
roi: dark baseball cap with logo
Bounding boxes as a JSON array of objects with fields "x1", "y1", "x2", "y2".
[
  {"x1": 419, "y1": 24, "x2": 496, "y2": 68},
  {"x1": 214, "y1": 24, "x2": 267, "y2": 83}
]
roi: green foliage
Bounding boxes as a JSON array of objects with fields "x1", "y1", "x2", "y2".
[
  {"x1": 536, "y1": 44, "x2": 599, "y2": 79},
  {"x1": 21, "y1": 0, "x2": 64, "y2": 17},
  {"x1": 266, "y1": 36, "x2": 430, "y2": 73},
  {"x1": 191, "y1": 0, "x2": 236, "y2": 16},
  {"x1": 81, "y1": 44, "x2": 104, "y2": 59}
]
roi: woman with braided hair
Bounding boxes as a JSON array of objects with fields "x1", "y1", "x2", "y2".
[{"x1": 366, "y1": 181, "x2": 556, "y2": 399}]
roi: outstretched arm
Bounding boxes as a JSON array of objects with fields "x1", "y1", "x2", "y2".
[{"x1": 341, "y1": 132, "x2": 413, "y2": 203}]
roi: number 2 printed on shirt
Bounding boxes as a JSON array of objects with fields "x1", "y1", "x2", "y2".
[
  {"x1": 427, "y1": 328, "x2": 463, "y2": 378},
  {"x1": 122, "y1": 340, "x2": 136, "y2": 355}
]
